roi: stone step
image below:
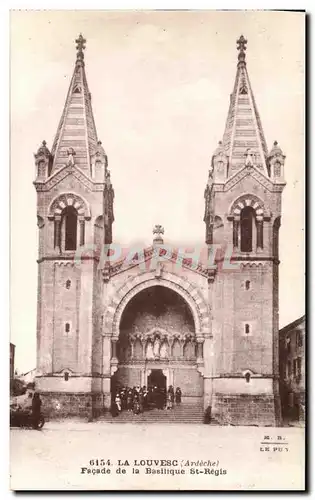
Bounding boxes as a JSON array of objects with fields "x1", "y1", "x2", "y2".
[{"x1": 98, "y1": 404, "x2": 205, "y2": 424}]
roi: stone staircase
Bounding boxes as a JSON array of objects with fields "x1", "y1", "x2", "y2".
[{"x1": 98, "y1": 402, "x2": 205, "y2": 424}]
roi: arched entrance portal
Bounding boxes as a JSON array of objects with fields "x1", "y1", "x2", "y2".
[{"x1": 112, "y1": 285, "x2": 204, "y2": 402}]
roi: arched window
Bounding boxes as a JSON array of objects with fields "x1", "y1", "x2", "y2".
[
  {"x1": 63, "y1": 206, "x2": 78, "y2": 251},
  {"x1": 240, "y1": 207, "x2": 255, "y2": 252}
]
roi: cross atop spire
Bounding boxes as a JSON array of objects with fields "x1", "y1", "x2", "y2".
[
  {"x1": 153, "y1": 224, "x2": 164, "y2": 244},
  {"x1": 75, "y1": 33, "x2": 86, "y2": 65},
  {"x1": 237, "y1": 34, "x2": 247, "y2": 67}
]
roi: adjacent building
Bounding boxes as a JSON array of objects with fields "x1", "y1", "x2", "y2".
[
  {"x1": 279, "y1": 315, "x2": 305, "y2": 423},
  {"x1": 34, "y1": 34, "x2": 286, "y2": 425},
  {"x1": 10, "y1": 343, "x2": 15, "y2": 380}
]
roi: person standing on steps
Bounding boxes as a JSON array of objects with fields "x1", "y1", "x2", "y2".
[
  {"x1": 115, "y1": 392, "x2": 122, "y2": 413},
  {"x1": 175, "y1": 387, "x2": 182, "y2": 405},
  {"x1": 127, "y1": 389, "x2": 133, "y2": 412},
  {"x1": 133, "y1": 393, "x2": 141, "y2": 415},
  {"x1": 167, "y1": 386, "x2": 175, "y2": 407},
  {"x1": 166, "y1": 390, "x2": 173, "y2": 410}
]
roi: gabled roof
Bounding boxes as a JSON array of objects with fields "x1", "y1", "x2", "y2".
[
  {"x1": 279, "y1": 315, "x2": 306, "y2": 336},
  {"x1": 50, "y1": 34, "x2": 98, "y2": 177},
  {"x1": 221, "y1": 35, "x2": 269, "y2": 178},
  {"x1": 105, "y1": 245, "x2": 215, "y2": 280}
]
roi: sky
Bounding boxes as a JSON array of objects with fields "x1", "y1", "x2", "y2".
[{"x1": 10, "y1": 10, "x2": 305, "y2": 373}]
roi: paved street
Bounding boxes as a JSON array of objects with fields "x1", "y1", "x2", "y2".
[{"x1": 10, "y1": 422, "x2": 305, "y2": 491}]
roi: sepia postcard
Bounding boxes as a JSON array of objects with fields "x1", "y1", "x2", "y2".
[{"x1": 10, "y1": 9, "x2": 305, "y2": 491}]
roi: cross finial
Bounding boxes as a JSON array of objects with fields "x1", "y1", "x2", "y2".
[
  {"x1": 237, "y1": 35, "x2": 247, "y2": 66},
  {"x1": 153, "y1": 224, "x2": 164, "y2": 237},
  {"x1": 75, "y1": 33, "x2": 86, "y2": 64},
  {"x1": 153, "y1": 224, "x2": 164, "y2": 244}
]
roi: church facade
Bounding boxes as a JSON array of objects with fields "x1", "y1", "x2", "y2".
[{"x1": 34, "y1": 34, "x2": 286, "y2": 426}]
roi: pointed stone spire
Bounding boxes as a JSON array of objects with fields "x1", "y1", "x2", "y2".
[
  {"x1": 50, "y1": 34, "x2": 99, "y2": 177},
  {"x1": 215, "y1": 35, "x2": 269, "y2": 178}
]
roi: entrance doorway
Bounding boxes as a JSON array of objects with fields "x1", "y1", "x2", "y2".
[{"x1": 148, "y1": 369, "x2": 166, "y2": 391}]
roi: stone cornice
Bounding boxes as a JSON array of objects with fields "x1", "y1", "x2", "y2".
[
  {"x1": 218, "y1": 164, "x2": 284, "y2": 193},
  {"x1": 37, "y1": 255, "x2": 99, "y2": 264}
]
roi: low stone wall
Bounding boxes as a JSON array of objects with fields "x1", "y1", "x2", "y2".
[
  {"x1": 38, "y1": 392, "x2": 106, "y2": 420},
  {"x1": 212, "y1": 393, "x2": 277, "y2": 426}
]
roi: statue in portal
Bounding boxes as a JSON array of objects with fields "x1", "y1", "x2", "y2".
[
  {"x1": 160, "y1": 341, "x2": 168, "y2": 359},
  {"x1": 146, "y1": 341, "x2": 154, "y2": 359},
  {"x1": 153, "y1": 337, "x2": 160, "y2": 358}
]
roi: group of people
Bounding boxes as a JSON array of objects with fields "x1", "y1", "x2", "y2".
[{"x1": 111, "y1": 385, "x2": 182, "y2": 417}]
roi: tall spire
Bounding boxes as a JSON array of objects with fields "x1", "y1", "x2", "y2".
[
  {"x1": 50, "y1": 34, "x2": 99, "y2": 176},
  {"x1": 215, "y1": 35, "x2": 269, "y2": 178}
]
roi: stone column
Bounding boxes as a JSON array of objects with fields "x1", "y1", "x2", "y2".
[
  {"x1": 233, "y1": 217, "x2": 240, "y2": 249},
  {"x1": 140, "y1": 369, "x2": 146, "y2": 387},
  {"x1": 180, "y1": 339, "x2": 185, "y2": 359},
  {"x1": 170, "y1": 369, "x2": 175, "y2": 387},
  {"x1": 142, "y1": 339, "x2": 146, "y2": 359},
  {"x1": 79, "y1": 217, "x2": 85, "y2": 247},
  {"x1": 256, "y1": 217, "x2": 264, "y2": 249},
  {"x1": 102, "y1": 335, "x2": 112, "y2": 409},
  {"x1": 203, "y1": 337, "x2": 214, "y2": 411},
  {"x1": 129, "y1": 340, "x2": 135, "y2": 360},
  {"x1": 111, "y1": 338, "x2": 118, "y2": 360},
  {"x1": 163, "y1": 368, "x2": 170, "y2": 389},
  {"x1": 146, "y1": 369, "x2": 152, "y2": 388},
  {"x1": 196, "y1": 339, "x2": 204, "y2": 361},
  {"x1": 54, "y1": 216, "x2": 61, "y2": 249}
]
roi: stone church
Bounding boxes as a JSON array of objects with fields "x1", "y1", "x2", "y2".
[{"x1": 34, "y1": 34, "x2": 286, "y2": 425}]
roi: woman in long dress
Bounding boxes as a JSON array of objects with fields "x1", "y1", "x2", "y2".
[
  {"x1": 166, "y1": 391, "x2": 173, "y2": 410},
  {"x1": 175, "y1": 387, "x2": 182, "y2": 405},
  {"x1": 115, "y1": 393, "x2": 122, "y2": 413}
]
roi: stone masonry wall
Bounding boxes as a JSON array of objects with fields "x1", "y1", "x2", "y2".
[
  {"x1": 39, "y1": 392, "x2": 106, "y2": 420},
  {"x1": 212, "y1": 393, "x2": 276, "y2": 426}
]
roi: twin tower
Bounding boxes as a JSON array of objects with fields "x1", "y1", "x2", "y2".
[{"x1": 34, "y1": 34, "x2": 286, "y2": 425}]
